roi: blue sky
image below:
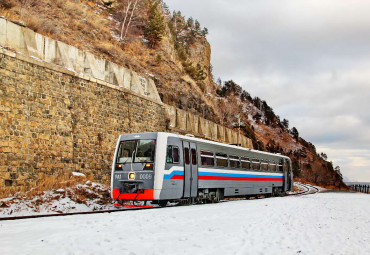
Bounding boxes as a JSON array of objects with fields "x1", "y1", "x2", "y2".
[{"x1": 166, "y1": 0, "x2": 370, "y2": 182}]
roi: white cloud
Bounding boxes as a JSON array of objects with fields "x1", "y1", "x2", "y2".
[{"x1": 166, "y1": 0, "x2": 370, "y2": 182}]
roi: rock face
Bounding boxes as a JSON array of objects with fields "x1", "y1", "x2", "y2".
[{"x1": 187, "y1": 38, "x2": 213, "y2": 85}]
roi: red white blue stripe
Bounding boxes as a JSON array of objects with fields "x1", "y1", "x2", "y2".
[
  {"x1": 164, "y1": 170, "x2": 283, "y2": 181},
  {"x1": 164, "y1": 170, "x2": 185, "y2": 180}
]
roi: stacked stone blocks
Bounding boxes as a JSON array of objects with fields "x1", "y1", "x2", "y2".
[
  {"x1": 0, "y1": 17, "x2": 161, "y2": 102},
  {"x1": 165, "y1": 106, "x2": 253, "y2": 149},
  {"x1": 0, "y1": 48, "x2": 167, "y2": 190},
  {"x1": 0, "y1": 17, "x2": 253, "y2": 193}
]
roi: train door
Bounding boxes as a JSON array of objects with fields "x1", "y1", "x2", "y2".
[
  {"x1": 183, "y1": 141, "x2": 198, "y2": 198},
  {"x1": 286, "y1": 159, "x2": 293, "y2": 191},
  {"x1": 284, "y1": 159, "x2": 293, "y2": 191}
]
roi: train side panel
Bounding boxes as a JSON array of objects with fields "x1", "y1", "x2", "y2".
[
  {"x1": 157, "y1": 136, "x2": 185, "y2": 200},
  {"x1": 111, "y1": 132, "x2": 293, "y2": 204},
  {"x1": 197, "y1": 168, "x2": 284, "y2": 196}
]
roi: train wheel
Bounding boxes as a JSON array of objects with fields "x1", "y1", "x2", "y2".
[
  {"x1": 211, "y1": 189, "x2": 221, "y2": 203},
  {"x1": 158, "y1": 200, "x2": 168, "y2": 207},
  {"x1": 213, "y1": 196, "x2": 220, "y2": 203}
]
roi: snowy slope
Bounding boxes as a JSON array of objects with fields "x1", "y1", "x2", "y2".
[
  {"x1": 0, "y1": 181, "x2": 116, "y2": 217},
  {"x1": 0, "y1": 192, "x2": 369, "y2": 255}
]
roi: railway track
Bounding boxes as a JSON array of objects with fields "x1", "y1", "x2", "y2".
[
  {"x1": 292, "y1": 183, "x2": 320, "y2": 196},
  {"x1": 0, "y1": 183, "x2": 319, "y2": 221},
  {"x1": 0, "y1": 206, "x2": 155, "y2": 222}
]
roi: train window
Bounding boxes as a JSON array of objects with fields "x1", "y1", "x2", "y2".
[
  {"x1": 241, "y1": 157, "x2": 250, "y2": 169},
  {"x1": 184, "y1": 148, "x2": 190, "y2": 165},
  {"x1": 261, "y1": 160, "x2": 268, "y2": 171},
  {"x1": 278, "y1": 159, "x2": 284, "y2": 172},
  {"x1": 173, "y1": 147, "x2": 180, "y2": 163},
  {"x1": 116, "y1": 140, "x2": 136, "y2": 163},
  {"x1": 191, "y1": 149, "x2": 197, "y2": 165},
  {"x1": 229, "y1": 155, "x2": 240, "y2": 168},
  {"x1": 166, "y1": 145, "x2": 179, "y2": 164},
  {"x1": 200, "y1": 150, "x2": 214, "y2": 166},
  {"x1": 269, "y1": 161, "x2": 276, "y2": 171},
  {"x1": 135, "y1": 140, "x2": 156, "y2": 163},
  {"x1": 216, "y1": 152, "x2": 228, "y2": 167},
  {"x1": 283, "y1": 160, "x2": 287, "y2": 172},
  {"x1": 117, "y1": 139, "x2": 155, "y2": 163},
  {"x1": 252, "y1": 159, "x2": 260, "y2": 170}
]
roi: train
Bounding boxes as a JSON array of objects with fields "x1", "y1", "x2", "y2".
[{"x1": 111, "y1": 132, "x2": 293, "y2": 206}]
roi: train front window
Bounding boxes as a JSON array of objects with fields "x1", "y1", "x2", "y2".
[
  {"x1": 116, "y1": 140, "x2": 136, "y2": 163},
  {"x1": 116, "y1": 139, "x2": 156, "y2": 164},
  {"x1": 135, "y1": 139, "x2": 156, "y2": 163}
]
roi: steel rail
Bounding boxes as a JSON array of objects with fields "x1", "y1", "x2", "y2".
[
  {"x1": 0, "y1": 184, "x2": 320, "y2": 221},
  {"x1": 0, "y1": 206, "x2": 155, "y2": 222},
  {"x1": 291, "y1": 183, "x2": 320, "y2": 196}
]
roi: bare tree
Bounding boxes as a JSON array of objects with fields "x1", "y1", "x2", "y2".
[
  {"x1": 119, "y1": 1, "x2": 131, "y2": 40},
  {"x1": 119, "y1": 0, "x2": 139, "y2": 42}
]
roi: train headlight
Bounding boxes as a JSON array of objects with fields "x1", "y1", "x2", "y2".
[{"x1": 128, "y1": 172, "x2": 136, "y2": 180}]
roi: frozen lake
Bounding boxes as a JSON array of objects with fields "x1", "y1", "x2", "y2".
[{"x1": 1, "y1": 192, "x2": 369, "y2": 255}]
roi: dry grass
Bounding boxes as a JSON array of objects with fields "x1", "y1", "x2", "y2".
[
  {"x1": 0, "y1": 0, "x2": 16, "y2": 10},
  {"x1": 1, "y1": 0, "x2": 113, "y2": 49},
  {"x1": 293, "y1": 185, "x2": 302, "y2": 192},
  {"x1": 0, "y1": 171, "x2": 94, "y2": 199}
]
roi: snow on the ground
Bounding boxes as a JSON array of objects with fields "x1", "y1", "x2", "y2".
[
  {"x1": 72, "y1": 172, "x2": 86, "y2": 177},
  {"x1": 1, "y1": 192, "x2": 369, "y2": 255},
  {"x1": 0, "y1": 181, "x2": 116, "y2": 216}
]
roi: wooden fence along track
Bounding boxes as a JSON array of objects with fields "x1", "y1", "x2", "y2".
[{"x1": 349, "y1": 184, "x2": 370, "y2": 194}]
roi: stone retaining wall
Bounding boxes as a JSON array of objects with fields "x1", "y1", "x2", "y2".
[
  {"x1": 0, "y1": 17, "x2": 161, "y2": 102},
  {"x1": 0, "y1": 48, "x2": 167, "y2": 188},
  {"x1": 0, "y1": 18, "x2": 253, "y2": 192},
  {"x1": 166, "y1": 106, "x2": 253, "y2": 149}
]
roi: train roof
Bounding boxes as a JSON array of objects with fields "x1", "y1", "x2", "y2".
[
  {"x1": 119, "y1": 132, "x2": 290, "y2": 160},
  {"x1": 166, "y1": 132, "x2": 290, "y2": 160}
]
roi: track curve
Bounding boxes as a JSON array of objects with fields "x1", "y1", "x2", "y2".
[{"x1": 292, "y1": 183, "x2": 320, "y2": 196}]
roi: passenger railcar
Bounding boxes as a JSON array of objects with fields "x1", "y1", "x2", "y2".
[{"x1": 111, "y1": 132, "x2": 293, "y2": 206}]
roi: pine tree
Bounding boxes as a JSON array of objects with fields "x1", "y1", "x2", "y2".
[
  {"x1": 282, "y1": 119, "x2": 289, "y2": 129},
  {"x1": 186, "y1": 17, "x2": 194, "y2": 29},
  {"x1": 202, "y1": 27, "x2": 208, "y2": 37},
  {"x1": 291, "y1": 127, "x2": 299, "y2": 140},
  {"x1": 144, "y1": 0, "x2": 165, "y2": 48},
  {"x1": 195, "y1": 20, "x2": 201, "y2": 34}
]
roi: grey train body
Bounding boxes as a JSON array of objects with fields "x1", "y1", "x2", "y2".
[{"x1": 111, "y1": 132, "x2": 293, "y2": 204}]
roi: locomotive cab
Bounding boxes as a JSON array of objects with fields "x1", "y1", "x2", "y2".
[{"x1": 111, "y1": 134, "x2": 157, "y2": 204}]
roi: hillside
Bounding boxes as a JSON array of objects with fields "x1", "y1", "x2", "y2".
[{"x1": 0, "y1": 0, "x2": 346, "y2": 188}]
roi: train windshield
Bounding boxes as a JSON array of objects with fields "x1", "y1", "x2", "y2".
[{"x1": 116, "y1": 139, "x2": 156, "y2": 163}]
